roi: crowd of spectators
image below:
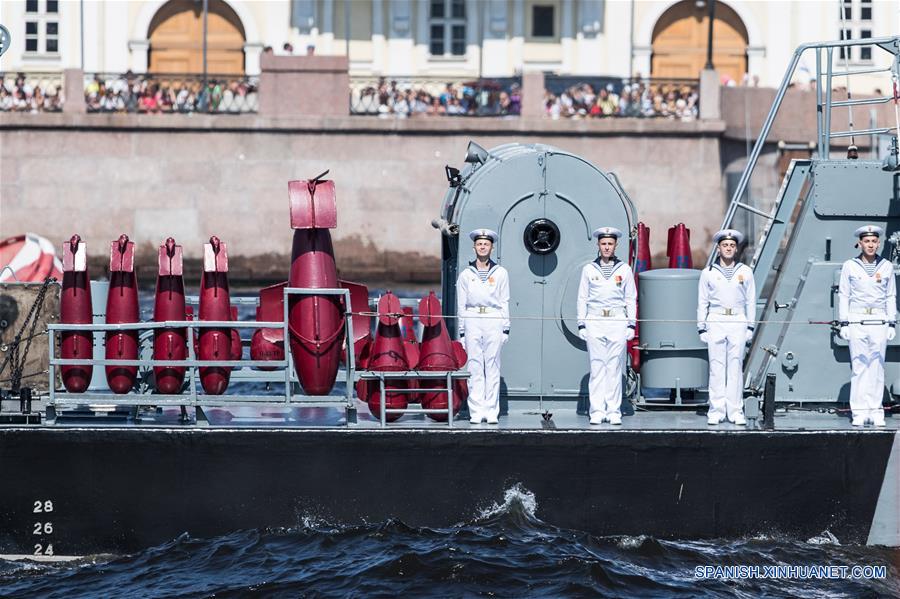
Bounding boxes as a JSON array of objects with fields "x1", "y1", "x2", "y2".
[
  {"x1": 84, "y1": 72, "x2": 258, "y2": 114},
  {"x1": 0, "y1": 73, "x2": 62, "y2": 112},
  {"x1": 351, "y1": 77, "x2": 521, "y2": 117},
  {"x1": 544, "y1": 78, "x2": 700, "y2": 120}
]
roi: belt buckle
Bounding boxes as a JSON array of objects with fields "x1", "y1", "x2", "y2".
[
  {"x1": 865, "y1": 307, "x2": 875, "y2": 315},
  {"x1": 602, "y1": 309, "x2": 611, "y2": 317},
  {"x1": 478, "y1": 306, "x2": 487, "y2": 314},
  {"x1": 724, "y1": 308, "x2": 734, "y2": 316}
]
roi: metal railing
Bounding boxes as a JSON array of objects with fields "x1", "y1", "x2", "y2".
[
  {"x1": 48, "y1": 288, "x2": 352, "y2": 412},
  {"x1": 543, "y1": 75, "x2": 700, "y2": 120},
  {"x1": 0, "y1": 71, "x2": 63, "y2": 112},
  {"x1": 47, "y1": 286, "x2": 468, "y2": 427},
  {"x1": 84, "y1": 72, "x2": 259, "y2": 114},
  {"x1": 349, "y1": 76, "x2": 522, "y2": 117},
  {"x1": 359, "y1": 370, "x2": 469, "y2": 428},
  {"x1": 715, "y1": 36, "x2": 900, "y2": 267}
]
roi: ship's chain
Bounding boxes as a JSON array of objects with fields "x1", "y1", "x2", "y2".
[{"x1": 0, "y1": 277, "x2": 54, "y2": 394}]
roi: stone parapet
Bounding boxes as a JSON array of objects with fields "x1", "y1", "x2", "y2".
[
  {"x1": 258, "y1": 54, "x2": 350, "y2": 118},
  {"x1": 62, "y1": 68, "x2": 86, "y2": 115},
  {"x1": 0, "y1": 111, "x2": 726, "y2": 136}
]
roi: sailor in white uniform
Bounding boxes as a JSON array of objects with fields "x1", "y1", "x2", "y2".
[
  {"x1": 577, "y1": 227, "x2": 637, "y2": 425},
  {"x1": 457, "y1": 229, "x2": 510, "y2": 424},
  {"x1": 838, "y1": 225, "x2": 895, "y2": 427},
  {"x1": 697, "y1": 229, "x2": 756, "y2": 426}
]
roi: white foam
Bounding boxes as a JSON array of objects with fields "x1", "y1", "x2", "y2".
[
  {"x1": 616, "y1": 535, "x2": 650, "y2": 549},
  {"x1": 806, "y1": 530, "x2": 841, "y2": 546},
  {"x1": 477, "y1": 483, "x2": 538, "y2": 520}
]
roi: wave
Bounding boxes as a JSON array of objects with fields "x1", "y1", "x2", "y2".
[
  {"x1": 805, "y1": 530, "x2": 841, "y2": 546},
  {"x1": 474, "y1": 483, "x2": 538, "y2": 522}
]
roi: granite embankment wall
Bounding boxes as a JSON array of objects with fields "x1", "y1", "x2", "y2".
[
  {"x1": 0, "y1": 115, "x2": 725, "y2": 283},
  {"x1": 3, "y1": 76, "x2": 881, "y2": 284}
]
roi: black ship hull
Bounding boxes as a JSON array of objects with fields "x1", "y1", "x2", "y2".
[{"x1": 0, "y1": 428, "x2": 896, "y2": 557}]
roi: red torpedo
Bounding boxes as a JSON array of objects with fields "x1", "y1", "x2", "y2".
[
  {"x1": 152, "y1": 238, "x2": 187, "y2": 394},
  {"x1": 287, "y1": 174, "x2": 344, "y2": 395},
  {"x1": 104, "y1": 234, "x2": 139, "y2": 394},
  {"x1": 359, "y1": 293, "x2": 410, "y2": 421},
  {"x1": 60, "y1": 235, "x2": 93, "y2": 393},
  {"x1": 416, "y1": 291, "x2": 465, "y2": 421},
  {"x1": 198, "y1": 236, "x2": 233, "y2": 395}
]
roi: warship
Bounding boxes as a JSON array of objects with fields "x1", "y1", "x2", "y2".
[{"x1": 1, "y1": 36, "x2": 899, "y2": 560}]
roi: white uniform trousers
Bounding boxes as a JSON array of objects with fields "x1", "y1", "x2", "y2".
[
  {"x1": 848, "y1": 317, "x2": 888, "y2": 423},
  {"x1": 463, "y1": 312, "x2": 505, "y2": 421},
  {"x1": 705, "y1": 313, "x2": 747, "y2": 422},
  {"x1": 584, "y1": 312, "x2": 628, "y2": 420}
]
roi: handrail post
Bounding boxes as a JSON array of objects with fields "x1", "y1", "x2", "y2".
[
  {"x1": 447, "y1": 371, "x2": 454, "y2": 428},
  {"x1": 48, "y1": 326, "x2": 56, "y2": 405},
  {"x1": 816, "y1": 48, "x2": 824, "y2": 157},
  {"x1": 186, "y1": 321, "x2": 198, "y2": 408},
  {"x1": 343, "y1": 289, "x2": 355, "y2": 407},
  {"x1": 380, "y1": 374, "x2": 386, "y2": 428},
  {"x1": 283, "y1": 287, "x2": 292, "y2": 403},
  {"x1": 824, "y1": 47, "x2": 834, "y2": 158}
]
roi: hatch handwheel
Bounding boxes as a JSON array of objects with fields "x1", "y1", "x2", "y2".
[{"x1": 523, "y1": 219, "x2": 560, "y2": 255}]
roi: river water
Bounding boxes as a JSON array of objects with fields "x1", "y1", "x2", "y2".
[{"x1": 1, "y1": 485, "x2": 898, "y2": 598}]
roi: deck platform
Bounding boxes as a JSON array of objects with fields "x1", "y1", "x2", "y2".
[{"x1": 23, "y1": 398, "x2": 899, "y2": 432}]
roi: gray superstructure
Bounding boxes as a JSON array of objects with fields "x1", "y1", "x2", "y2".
[
  {"x1": 436, "y1": 142, "x2": 636, "y2": 400},
  {"x1": 437, "y1": 36, "x2": 900, "y2": 417}
]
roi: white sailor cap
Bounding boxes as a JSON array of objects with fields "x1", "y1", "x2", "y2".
[
  {"x1": 854, "y1": 225, "x2": 884, "y2": 239},
  {"x1": 469, "y1": 228, "x2": 498, "y2": 243},
  {"x1": 713, "y1": 229, "x2": 745, "y2": 245},
  {"x1": 592, "y1": 226, "x2": 622, "y2": 240}
]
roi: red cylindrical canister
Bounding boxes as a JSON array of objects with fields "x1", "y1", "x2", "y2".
[
  {"x1": 105, "y1": 234, "x2": 139, "y2": 394},
  {"x1": 198, "y1": 236, "x2": 233, "y2": 395},
  {"x1": 667, "y1": 223, "x2": 693, "y2": 269},
  {"x1": 60, "y1": 235, "x2": 93, "y2": 393},
  {"x1": 152, "y1": 238, "x2": 187, "y2": 394}
]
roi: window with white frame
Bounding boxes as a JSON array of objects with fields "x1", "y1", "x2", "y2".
[
  {"x1": 24, "y1": 0, "x2": 59, "y2": 55},
  {"x1": 838, "y1": 0, "x2": 873, "y2": 63},
  {"x1": 429, "y1": 0, "x2": 466, "y2": 57}
]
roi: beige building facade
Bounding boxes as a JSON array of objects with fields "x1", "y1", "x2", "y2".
[{"x1": 0, "y1": 0, "x2": 898, "y2": 85}]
